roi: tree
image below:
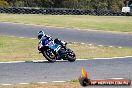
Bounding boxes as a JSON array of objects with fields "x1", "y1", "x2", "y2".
[
  {"x1": 63, "y1": 0, "x2": 79, "y2": 9},
  {"x1": 37, "y1": 0, "x2": 54, "y2": 8},
  {"x1": 109, "y1": 0, "x2": 124, "y2": 11},
  {"x1": 52, "y1": 0, "x2": 63, "y2": 8},
  {"x1": 0, "y1": 0, "x2": 9, "y2": 7},
  {"x1": 1, "y1": 0, "x2": 127, "y2": 11}
]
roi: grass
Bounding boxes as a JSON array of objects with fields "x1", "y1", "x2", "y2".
[
  {"x1": 0, "y1": 36, "x2": 41, "y2": 61},
  {"x1": 0, "y1": 14, "x2": 132, "y2": 32},
  {"x1": 0, "y1": 82, "x2": 81, "y2": 88},
  {"x1": 0, "y1": 35, "x2": 132, "y2": 62}
]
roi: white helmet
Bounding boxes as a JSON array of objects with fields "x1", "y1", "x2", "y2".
[{"x1": 37, "y1": 31, "x2": 45, "y2": 39}]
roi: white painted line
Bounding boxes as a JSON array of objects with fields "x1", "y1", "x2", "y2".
[
  {"x1": 0, "y1": 61, "x2": 25, "y2": 64},
  {"x1": 0, "y1": 59, "x2": 89, "y2": 64},
  {"x1": 0, "y1": 81, "x2": 68, "y2": 86},
  {"x1": 37, "y1": 82, "x2": 48, "y2": 84},
  {"x1": 32, "y1": 59, "x2": 90, "y2": 62},
  {"x1": 1, "y1": 84, "x2": 12, "y2": 86},
  {"x1": 32, "y1": 60, "x2": 47, "y2": 62},
  {"x1": 109, "y1": 46, "x2": 113, "y2": 47},
  {"x1": 110, "y1": 78, "x2": 124, "y2": 80},
  {"x1": 19, "y1": 83, "x2": 29, "y2": 85},
  {"x1": 112, "y1": 57, "x2": 126, "y2": 59},
  {"x1": 0, "y1": 55, "x2": 132, "y2": 64},
  {"x1": 33, "y1": 60, "x2": 66, "y2": 62},
  {"x1": 98, "y1": 45, "x2": 103, "y2": 47},
  {"x1": 88, "y1": 44, "x2": 92, "y2": 46},
  {"x1": 94, "y1": 58, "x2": 113, "y2": 60},
  {"x1": 125, "y1": 56, "x2": 132, "y2": 58},
  {"x1": 29, "y1": 59, "x2": 90, "y2": 62},
  {"x1": 77, "y1": 59, "x2": 89, "y2": 60},
  {"x1": 118, "y1": 47, "x2": 122, "y2": 48},
  {"x1": 31, "y1": 60, "x2": 48, "y2": 63},
  {"x1": 52, "y1": 81, "x2": 67, "y2": 83},
  {"x1": 80, "y1": 43, "x2": 85, "y2": 45}
]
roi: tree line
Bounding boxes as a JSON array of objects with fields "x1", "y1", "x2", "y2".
[{"x1": 0, "y1": 0, "x2": 131, "y2": 11}]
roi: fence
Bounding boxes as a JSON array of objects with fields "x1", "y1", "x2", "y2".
[{"x1": 0, "y1": 7, "x2": 132, "y2": 16}]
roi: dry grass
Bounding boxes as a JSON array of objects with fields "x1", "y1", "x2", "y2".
[
  {"x1": 0, "y1": 35, "x2": 132, "y2": 61},
  {"x1": 68, "y1": 43, "x2": 132, "y2": 59},
  {"x1": 0, "y1": 82, "x2": 82, "y2": 88},
  {"x1": 0, "y1": 36, "x2": 42, "y2": 61},
  {"x1": 0, "y1": 14, "x2": 132, "y2": 32}
]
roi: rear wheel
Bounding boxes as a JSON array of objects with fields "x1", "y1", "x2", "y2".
[{"x1": 42, "y1": 49, "x2": 56, "y2": 62}]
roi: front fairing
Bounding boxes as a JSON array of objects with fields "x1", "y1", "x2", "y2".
[
  {"x1": 38, "y1": 38, "x2": 61, "y2": 53},
  {"x1": 46, "y1": 41, "x2": 61, "y2": 52}
]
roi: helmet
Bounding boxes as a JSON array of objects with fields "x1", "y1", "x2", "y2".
[{"x1": 37, "y1": 31, "x2": 45, "y2": 39}]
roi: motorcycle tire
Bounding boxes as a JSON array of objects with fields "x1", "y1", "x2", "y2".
[
  {"x1": 42, "y1": 49, "x2": 56, "y2": 63},
  {"x1": 67, "y1": 52, "x2": 76, "y2": 62}
]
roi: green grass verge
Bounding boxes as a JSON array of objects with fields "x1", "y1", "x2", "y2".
[
  {"x1": 0, "y1": 14, "x2": 132, "y2": 32},
  {"x1": 0, "y1": 35, "x2": 132, "y2": 62}
]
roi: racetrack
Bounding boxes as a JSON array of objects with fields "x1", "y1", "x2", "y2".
[
  {"x1": 0, "y1": 22, "x2": 132, "y2": 87},
  {"x1": 0, "y1": 58, "x2": 132, "y2": 84},
  {"x1": 0, "y1": 22, "x2": 132, "y2": 47}
]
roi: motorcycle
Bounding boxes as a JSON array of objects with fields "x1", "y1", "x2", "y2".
[{"x1": 38, "y1": 37, "x2": 76, "y2": 62}]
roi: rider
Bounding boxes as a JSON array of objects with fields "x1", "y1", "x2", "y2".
[
  {"x1": 38, "y1": 31, "x2": 53, "y2": 42},
  {"x1": 38, "y1": 31, "x2": 67, "y2": 60},
  {"x1": 37, "y1": 30, "x2": 65, "y2": 47}
]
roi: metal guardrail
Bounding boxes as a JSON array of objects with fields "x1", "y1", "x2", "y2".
[{"x1": 0, "y1": 7, "x2": 132, "y2": 16}]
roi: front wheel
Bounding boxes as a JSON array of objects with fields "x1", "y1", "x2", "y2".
[
  {"x1": 42, "y1": 49, "x2": 56, "y2": 62},
  {"x1": 66, "y1": 49, "x2": 76, "y2": 62},
  {"x1": 67, "y1": 53, "x2": 76, "y2": 62}
]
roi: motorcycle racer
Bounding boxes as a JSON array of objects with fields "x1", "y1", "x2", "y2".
[
  {"x1": 37, "y1": 31, "x2": 66, "y2": 49},
  {"x1": 38, "y1": 31, "x2": 53, "y2": 41},
  {"x1": 37, "y1": 31, "x2": 76, "y2": 62}
]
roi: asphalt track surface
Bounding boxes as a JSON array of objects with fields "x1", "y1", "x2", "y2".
[
  {"x1": 0, "y1": 22, "x2": 132, "y2": 47},
  {"x1": 0, "y1": 58, "x2": 132, "y2": 85},
  {"x1": 0, "y1": 22, "x2": 132, "y2": 87}
]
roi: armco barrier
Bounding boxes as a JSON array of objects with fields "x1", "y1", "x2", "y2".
[{"x1": 0, "y1": 7, "x2": 132, "y2": 16}]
